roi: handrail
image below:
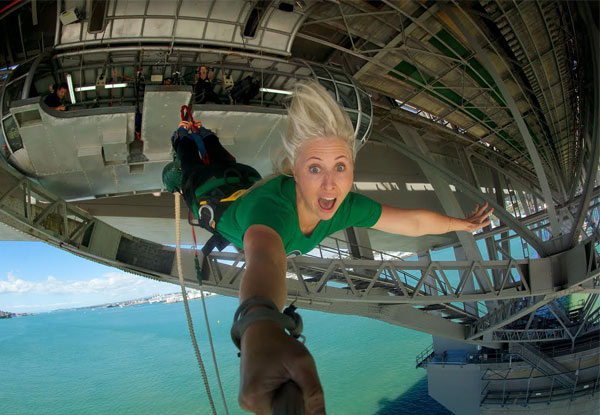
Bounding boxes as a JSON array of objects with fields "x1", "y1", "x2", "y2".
[
  {"x1": 481, "y1": 378, "x2": 600, "y2": 406},
  {"x1": 415, "y1": 343, "x2": 434, "y2": 368}
]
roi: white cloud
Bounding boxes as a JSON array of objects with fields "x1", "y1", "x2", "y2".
[
  {"x1": 8, "y1": 301, "x2": 83, "y2": 310},
  {"x1": 0, "y1": 271, "x2": 173, "y2": 297}
]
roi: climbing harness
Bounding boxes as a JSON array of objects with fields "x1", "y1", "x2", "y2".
[{"x1": 170, "y1": 105, "x2": 261, "y2": 272}]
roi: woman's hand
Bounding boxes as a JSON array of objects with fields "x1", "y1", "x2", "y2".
[
  {"x1": 460, "y1": 202, "x2": 494, "y2": 232},
  {"x1": 240, "y1": 320, "x2": 325, "y2": 415}
]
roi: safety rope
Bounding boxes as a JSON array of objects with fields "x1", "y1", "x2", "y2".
[
  {"x1": 190, "y1": 223, "x2": 230, "y2": 415},
  {"x1": 174, "y1": 192, "x2": 218, "y2": 415}
]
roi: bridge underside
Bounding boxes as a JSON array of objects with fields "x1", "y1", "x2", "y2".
[
  {"x1": 1, "y1": 2, "x2": 600, "y2": 412},
  {"x1": 0, "y1": 127, "x2": 597, "y2": 347}
]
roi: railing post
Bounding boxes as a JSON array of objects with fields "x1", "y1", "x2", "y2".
[
  {"x1": 548, "y1": 375, "x2": 554, "y2": 405},
  {"x1": 571, "y1": 358, "x2": 581, "y2": 401}
]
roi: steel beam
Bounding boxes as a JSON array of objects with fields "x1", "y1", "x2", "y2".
[
  {"x1": 468, "y1": 296, "x2": 551, "y2": 341},
  {"x1": 0, "y1": 162, "x2": 598, "y2": 343},
  {"x1": 383, "y1": 0, "x2": 558, "y2": 174},
  {"x1": 569, "y1": 1, "x2": 600, "y2": 248},
  {"x1": 492, "y1": 329, "x2": 567, "y2": 342},
  {"x1": 393, "y1": 124, "x2": 498, "y2": 306},
  {"x1": 535, "y1": 0, "x2": 572, "y2": 157},
  {"x1": 445, "y1": 6, "x2": 561, "y2": 239},
  {"x1": 499, "y1": 1, "x2": 563, "y2": 163},
  {"x1": 353, "y1": 3, "x2": 439, "y2": 79},
  {"x1": 54, "y1": 0, "x2": 61, "y2": 47},
  {"x1": 383, "y1": 123, "x2": 548, "y2": 256},
  {"x1": 467, "y1": 145, "x2": 552, "y2": 202}
]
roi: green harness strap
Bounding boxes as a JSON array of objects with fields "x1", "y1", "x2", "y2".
[{"x1": 191, "y1": 176, "x2": 260, "y2": 219}]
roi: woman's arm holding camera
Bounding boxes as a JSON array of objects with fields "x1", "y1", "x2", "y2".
[{"x1": 238, "y1": 225, "x2": 325, "y2": 415}]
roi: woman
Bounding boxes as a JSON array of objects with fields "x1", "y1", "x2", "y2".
[
  {"x1": 194, "y1": 65, "x2": 221, "y2": 104},
  {"x1": 174, "y1": 81, "x2": 492, "y2": 414}
]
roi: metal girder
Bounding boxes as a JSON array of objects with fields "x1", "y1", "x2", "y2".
[
  {"x1": 53, "y1": 0, "x2": 61, "y2": 47},
  {"x1": 281, "y1": 254, "x2": 532, "y2": 304},
  {"x1": 353, "y1": 2, "x2": 440, "y2": 80},
  {"x1": 466, "y1": 149, "x2": 549, "y2": 202},
  {"x1": 535, "y1": 0, "x2": 573, "y2": 155},
  {"x1": 458, "y1": 187, "x2": 600, "y2": 249},
  {"x1": 302, "y1": 14, "x2": 539, "y2": 174},
  {"x1": 578, "y1": 306, "x2": 600, "y2": 338},
  {"x1": 303, "y1": 10, "x2": 397, "y2": 28},
  {"x1": 381, "y1": 124, "x2": 549, "y2": 256},
  {"x1": 1, "y1": 154, "x2": 599, "y2": 343},
  {"x1": 569, "y1": 1, "x2": 600, "y2": 248},
  {"x1": 547, "y1": 301, "x2": 574, "y2": 330},
  {"x1": 468, "y1": 296, "x2": 551, "y2": 341},
  {"x1": 469, "y1": 237, "x2": 600, "y2": 340},
  {"x1": 393, "y1": 124, "x2": 498, "y2": 311},
  {"x1": 444, "y1": 6, "x2": 561, "y2": 239},
  {"x1": 450, "y1": 3, "x2": 564, "y2": 188},
  {"x1": 496, "y1": 1, "x2": 563, "y2": 160},
  {"x1": 380, "y1": 0, "x2": 557, "y2": 172},
  {"x1": 578, "y1": 294, "x2": 599, "y2": 325},
  {"x1": 6, "y1": 152, "x2": 594, "y2": 309},
  {"x1": 31, "y1": 0, "x2": 37, "y2": 26},
  {"x1": 492, "y1": 329, "x2": 567, "y2": 343},
  {"x1": 466, "y1": 142, "x2": 550, "y2": 194}
]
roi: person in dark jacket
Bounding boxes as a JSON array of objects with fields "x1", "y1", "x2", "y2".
[
  {"x1": 44, "y1": 82, "x2": 68, "y2": 111},
  {"x1": 194, "y1": 65, "x2": 221, "y2": 104}
]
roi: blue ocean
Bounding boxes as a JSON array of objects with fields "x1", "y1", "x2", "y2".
[{"x1": 1, "y1": 295, "x2": 452, "y2": 414}]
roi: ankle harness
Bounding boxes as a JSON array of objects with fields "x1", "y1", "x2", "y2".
[{"x1": 231, "y1": 296, "x2": 304, "y2": 351}]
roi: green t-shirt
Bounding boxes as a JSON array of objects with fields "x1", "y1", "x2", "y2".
[{"x1": 216, "y1": 174, "x2": 382, "y2": 256}]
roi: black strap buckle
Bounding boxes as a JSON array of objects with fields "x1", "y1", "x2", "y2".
[{"x1": 230, "y1": 297, "x2": 305, "y2": 353}]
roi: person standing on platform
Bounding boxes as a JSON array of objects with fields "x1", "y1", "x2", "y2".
[{"x1": 194, "y1": 65, "x2": 221, "y2": 104}]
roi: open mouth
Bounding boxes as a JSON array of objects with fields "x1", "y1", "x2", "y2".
[{"x1": 318, "y1": 197, "x2": 336, "y2": 211}]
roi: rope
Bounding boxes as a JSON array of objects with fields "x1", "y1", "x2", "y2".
[
  {"x1": 112, "y1": 69, "x2": 136, "y2": 81},
  {"x1": 174, "y1": 192, "x2": 218, "y2": 415},
  {"x1": 191, "y1": 224, "x2": 230, "y2": 415}
]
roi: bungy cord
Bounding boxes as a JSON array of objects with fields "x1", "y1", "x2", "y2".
[{"x1": 174, "y1": 192, "x2": 229, "y2": 414}]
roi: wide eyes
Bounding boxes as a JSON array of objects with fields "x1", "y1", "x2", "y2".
[{"x1": 308, "y1": 164, "x2": 346, "y2": 174}]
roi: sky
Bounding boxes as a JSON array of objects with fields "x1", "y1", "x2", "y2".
[{"x1": 0, "y1": 241, "x2": 180, "y2": 313}]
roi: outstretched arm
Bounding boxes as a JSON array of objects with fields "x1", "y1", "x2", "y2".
[
  {"x1": 239, "y1": 225, "x2": 325, "y2": 414},
  {"x1": 371, "y1": 202, "x2": 493, "y2": 236}
]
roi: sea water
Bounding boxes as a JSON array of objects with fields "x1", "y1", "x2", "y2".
[{"x1": 1, "y1": 296, "x2": 452, "y2": 414}]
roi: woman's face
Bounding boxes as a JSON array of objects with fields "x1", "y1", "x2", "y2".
[{"x1": 293, "y1": 136, "x2": 354, "y2": 223}]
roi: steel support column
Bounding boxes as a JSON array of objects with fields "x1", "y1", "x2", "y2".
[
  {"x1": 383, "y1": 123, "x2": 548, "y2": 257},
  {"x1": 445, "y1": 6, "x2": 561, "y2": 240},
  {"x1": 569, "y1": 1, "x2": 600, "y2": 247},
  {"x1": 393, "y1": 124, "x2": 498, "y2": 309}
]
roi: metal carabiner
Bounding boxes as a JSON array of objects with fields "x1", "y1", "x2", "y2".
[{"x1": 198, "y1": 204, "x2": 215, "y2": 228}]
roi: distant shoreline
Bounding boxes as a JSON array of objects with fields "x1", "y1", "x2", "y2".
[
  {"x1": 0, "y1": 310, "x2": 34, "y2": 319},
  {"x1": 1, "y1": 290, "x2": 219, "y2": 316},
  {"x1": 59, "y1": 290, "x2": 219, "y2": 312}
]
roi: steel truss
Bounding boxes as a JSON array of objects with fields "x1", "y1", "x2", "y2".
[{"x1": 0, "y1": 159, "x2": 598, "y2": 343}]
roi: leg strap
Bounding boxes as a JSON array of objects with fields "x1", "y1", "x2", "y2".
[
  {"x1": 197, "y1": 233, "x2": 231, "y2": 283},
  {"x1": 230, "y1": 296, "x2": 304, "y2": 351}
]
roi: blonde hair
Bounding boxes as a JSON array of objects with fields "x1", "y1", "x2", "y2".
[
  {"x1": 273, "y1": 80, "x2": 355, "y2": 176},
  {"x1": 241, "y1": 80, "x2": 356, "y2": 195}
]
